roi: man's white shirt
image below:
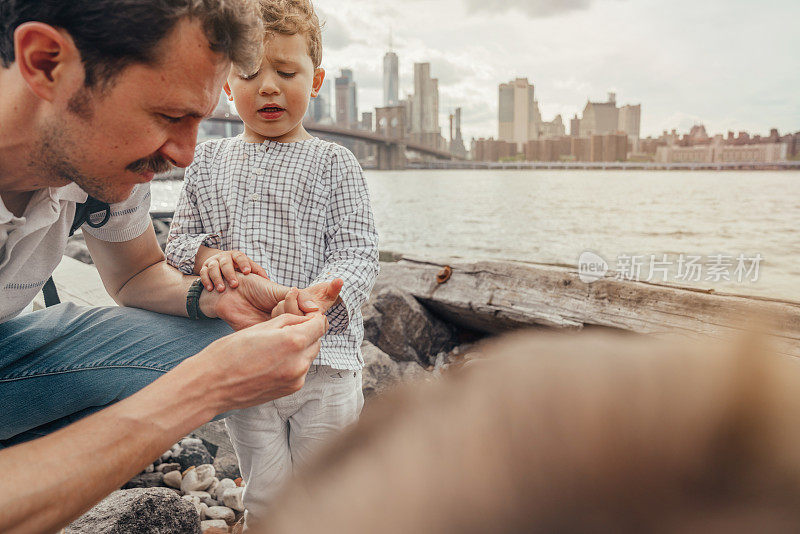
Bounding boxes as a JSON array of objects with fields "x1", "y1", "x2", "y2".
[{"x1": 0, "y1": 183, "x2": 151, "y2": 323}]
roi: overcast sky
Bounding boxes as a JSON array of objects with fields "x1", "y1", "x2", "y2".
[{"x1": 312, "y1": 0, "x2": 799, "y2": 142}]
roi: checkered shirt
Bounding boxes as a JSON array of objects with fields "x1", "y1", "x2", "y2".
[{"x1": 165, "y1": 136, "x2": 380, "y2": 370}]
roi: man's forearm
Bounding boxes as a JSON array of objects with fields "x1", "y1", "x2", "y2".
[
  {"x1": 115, "y1": 260, "x2": 218, "y2": 318},
  {"x1": 0, "y1": 354, "x2": 223, "y2": 534}
]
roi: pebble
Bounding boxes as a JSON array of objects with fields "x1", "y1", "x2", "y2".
[
  {"x1": 156, "y1": 462, "x2": 181, "y2": 474},
  {"x1": 201, "y1": 519, "x2": 229, "y2": 532},
  {"x1": 181, "y1": 464, "x2": 215, "y2": 492},
  {"x1": 186, "y1": 490, "x2": 211, "y2": 500},
  {"x1": 221, "y1": 486, "x2": 245, "y2": 512},
  {"x1": 163, "y1": 470, "x2": 182, "y2": 489},
  {"x1": 214, "y1": 478, "x2": 237, "y2": 500},
  {"x1": 144, "y1": 464, "x2": 154, "y2": 473},
  {"x1": 204, "y1": 505, "x2": 235, "y2": 524},
  {"x1": 180, "y1": 437, "x2": 204, "y2": 448},
  {"x1": 181, "y1": 494, "x2": 202, "y2": 515}
]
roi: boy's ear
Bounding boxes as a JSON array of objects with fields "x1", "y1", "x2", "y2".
[
  {"x1": 223, "y1": 81, "x2": 233, "y2": 101},
  {"x1": 14, "y1": 22, "x2": 81, "y2": 102},
  {"x1": 310, "y1": 67, "x2": 325, "y2": 97}
]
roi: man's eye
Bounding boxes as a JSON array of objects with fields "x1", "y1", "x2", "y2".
[
  {"x1": 240, "y1": 71, "x2": 259, "y2": 80},
  {"x1": 278, "y1": 71, "x2": 296, "y2": 78},
  {"x1": 160, "y1": 114, "x2": 182, "y2": 124}
]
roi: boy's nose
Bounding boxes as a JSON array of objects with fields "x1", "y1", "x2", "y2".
[{"x1": 259, "y1": 75, "x2": 280, "y2": 95}]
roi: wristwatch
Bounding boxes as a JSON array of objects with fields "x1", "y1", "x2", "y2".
[{"x1": 186, "y1": 278, "x2": 212, "y2": 320}]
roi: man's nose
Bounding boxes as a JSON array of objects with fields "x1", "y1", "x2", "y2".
[{"x1": 159, "y1": 121, "x2": 200, "y2": 168}]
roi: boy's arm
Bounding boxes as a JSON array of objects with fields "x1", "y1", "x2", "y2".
[
  {"x1": 310, "y1": 148, "x2": 380, "y2": 334},
  {"x1": 164, "y1": 147, "x2": 221, "y2": 275}
]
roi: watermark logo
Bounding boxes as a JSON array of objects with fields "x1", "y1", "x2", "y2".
[
  {"x1": 578, "y1": 251, "x2": 763, "y2": 284},
  {"x1": 578, "y1": 251, "x2": 609, "y2": 283}
]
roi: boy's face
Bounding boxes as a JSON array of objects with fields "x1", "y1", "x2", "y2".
[{"x1": 225, "y1": 33, "x2": 324, "y2": 143}]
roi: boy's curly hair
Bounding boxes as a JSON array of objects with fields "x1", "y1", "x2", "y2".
[{"x1": 259, "y1": 0, "x2": 323, "y2": 68}]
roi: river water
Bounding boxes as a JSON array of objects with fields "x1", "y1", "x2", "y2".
[{"x1": 150, "y1": 170, "x2": 800, "y2": 302}]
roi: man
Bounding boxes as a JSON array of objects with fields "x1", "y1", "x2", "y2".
[{"x1": 0, "y1": 2, "x2": 341, "y2": 532}]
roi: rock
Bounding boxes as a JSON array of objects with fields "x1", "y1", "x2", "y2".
[
  {"x1": 214, "y1": 479, "x2": 237, "y2": 500},
  {"x1": 144, "y1": 464, "x2": 154, "y2": 474},
  {"x1": 201, "y1": 496, "x2": 220, "y2": 507},
  {"x1": 182, "y1": 464, "x2": 216, "y2": 492},
  {"x1": 163, "y1": 470, "x2": 183, "y2": 489},
  {"x1": 201, "y1": 519, "x2": 229, "y2": 532},
  {"x1": 182, "y1": 494, "x2": 203, "y2": 515},
  {"x1": 66, "y1": 487, "x2": 200, "y2": 533},
  {"x1": 181, "y1": 437, "x2": 204, "y2": 448},
  {"x1": 362, "y1": 341, "x2": 428, "y2": 397},
  {"x1": 221, "y1": 487, "x2": 245, "y2": 512},
  {"x1": 121, "y1": 472, "x2": 164, "y2": 489},
  {"x1": 199, "y1": 502, "x2": 209, "y2": 520},
  {"x1": 364, "y1": 287, "x2": 458, "y2": 366},
  {"x1": 160, "y1": 450, "x2": 173, "y2": 462},
  {"x1": 212, "y1": 450, "x2": 241, "y2": 481},
  {"x1": 205, "y1": 506, "x2": 235, "y2": 524},
  {"x1": 174, "y1": 442, "x2": 213, "y2": 471},
  {"x1": 207, "y1": 478, "x2": 220, "y2": 499},
  {"x1": 157, "y1": 462, "x2": 181, "y2": 474},
  {"x1": 186, "y1": 491, "x2": 212, "y2": 500}
]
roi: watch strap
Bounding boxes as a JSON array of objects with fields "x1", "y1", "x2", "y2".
[{"x1": 186, "y1": 278, "x2": 212, "y2": 320}]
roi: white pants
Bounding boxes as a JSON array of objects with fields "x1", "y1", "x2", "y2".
[{"x1": 225, "y1": 365, "x2": 363, "y2": 528}]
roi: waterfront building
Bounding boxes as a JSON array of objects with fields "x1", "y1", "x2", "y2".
[
  {"x1": 335, "y1": 69, "x2": 358, "y2": 128},
  {"x1": 498, "y1": 77, "x2": 542, "y2": 150},
  {"x1": 539, "y1": 115, "x2": 566, "y2": 138},
  {"x1": 655, "y1": 142, "x2": 786, "y2": 163},
  {"x1": 383, "y1": 51, "x2": 399, "y2": 107},
  {"x1": 306, "y1": 76, "x2": 331, "y2": 124},
  {"x1": 409, "y1": 62, "x2": 442, "y2": 150},
  {"x1": 361, "y1": 111, "x2": 373, "y2": 131},
  {"x1": 473, "y1": 137, "x2": 518, "y2": 162},
  {"x1": 570, "y1": 114, "x2": 581, "y2": 137},
  {"x1": 618, "y1": 104, "x2": 641, "y2": 141},
  {"x1": 449, "y1": 107, "x2": 468, "y2": 158},
  {"x1": 580, "y1": 93, "x2": 619, "y2": 137}
]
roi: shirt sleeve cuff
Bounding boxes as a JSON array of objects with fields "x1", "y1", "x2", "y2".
[
  {"x1": 310, "y1": 272, "x2": 362, "y2": 335},
  {"x1": 165, "y1": 233, "x2": 220, "y2": 275}
]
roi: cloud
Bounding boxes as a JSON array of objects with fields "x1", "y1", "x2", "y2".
[
  {"x1": 317, "y1": 8, "x2": 362, "y2": 50},
  {"x1": 463, "y1": 0, "x2": 594, "y2": 18}
]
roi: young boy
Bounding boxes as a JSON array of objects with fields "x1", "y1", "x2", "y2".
[{"x1": 165, "y1": 0, "x2": 379, "y2": 526}]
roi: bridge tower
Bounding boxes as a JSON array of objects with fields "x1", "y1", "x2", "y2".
[{"x1": 375, "y1": 106, "x2": 407, "y2": 170}]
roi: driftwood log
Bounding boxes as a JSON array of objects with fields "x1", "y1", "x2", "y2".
[{"x1": 380, "y1": 258, "x2": 800, "y2": 358}]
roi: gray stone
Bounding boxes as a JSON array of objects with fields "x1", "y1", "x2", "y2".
[
  {"x1": 212, "y1": 450, "x2": 241, "y2": 481},
  {"x1": 66, "y1": 487, "x2": 200, "y2": 533},
  {"x1": 201, "y1": 520, "x2": 228, "y2": 532},
  {"x1": 362, "y1": 341, "x2": 428, "y2": 398},
  {"x1": 121, "y1": 472, "x2": 164, "y2": 490},
  {"x1": 181, "y1": 464, "x2": 215, "y2": 492},
  {"x1": 157, "y1": 462, "x2": 181, "y2": 474},
  {"x1": 174, "y1": 442, "x2": 213, "y2": 471},
  {"x1": 163, "y1": 470, "x2": 182, "y2": 489},
  {"x1": 363, "y1": 287, "x2": 458, "y2": 366}
]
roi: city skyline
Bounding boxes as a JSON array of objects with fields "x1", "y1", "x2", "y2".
[{"x1": 313, "y1": 0, "x2": 799, "y2": 143}]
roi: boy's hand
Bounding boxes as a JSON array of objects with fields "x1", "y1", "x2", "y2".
[
  {"x1": 200, "y1": 250, "x2": 269, "y2": 292},
  {"x1": 271, "y1": 279, "x2": 344, "y2": 319}
]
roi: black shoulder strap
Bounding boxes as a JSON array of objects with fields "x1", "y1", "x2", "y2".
[
  {"x1": 44, "y1": 196, "x2": 113, "y2": 307},
  {"x1": 69, "y1": 196, "x2": 111, "y2": 237}
]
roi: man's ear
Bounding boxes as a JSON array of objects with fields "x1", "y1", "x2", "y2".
[
  {"x1": 14, "y1": 22, "x2": 81, "y2": 102},
  {"x1": 223, "y1": 81, "x2": 233, "y2": 101},
  {"x1": 311, "y1": 67, "x2": 325, "y2": 97}
]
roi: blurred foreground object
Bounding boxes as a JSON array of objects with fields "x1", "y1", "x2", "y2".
[{"x1": 259, "y1": 331, "x2": 800, "y2": 533}]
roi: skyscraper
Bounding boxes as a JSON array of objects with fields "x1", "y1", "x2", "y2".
[
  {"x1": 498, "y1": 78, "x2": 542, "y2": 150},
  {"x1": 618, "y1": 104, "x2": 641, "y2": 141},
  {"x1": 306, "y1": 76, "x2": 331, "y2": 123},
  {"x1": 335, "y1": 69, "x2": 358, "y2": 128},
  {"x1": 410, "y1": 62, "x2": 441, "y2": 149},
  {"x1": 383, "y1": 51, "x2": 399, "y2": 107}
]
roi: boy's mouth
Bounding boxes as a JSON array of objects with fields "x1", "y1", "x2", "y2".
[{"x1": 258, "y1": 105, "x2": 286, "y2": 120}]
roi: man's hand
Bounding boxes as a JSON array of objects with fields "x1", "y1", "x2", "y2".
[
  {"x1": 200, "y1": 313, "x2": 329, "y2": 410},
  {"x1": 201, "y1": 274, "x2": 343, "y2": 331},
  {"x1": 270, "y1": 279, "x2": 345, "y2": 319},
  {"x1": 198, "y1": 249, "x2": 269, "y2": 292}
]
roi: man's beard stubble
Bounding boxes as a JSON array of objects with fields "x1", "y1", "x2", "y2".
[{"x1": 30, "y1": 88, "x2": 174, "y2": 204}]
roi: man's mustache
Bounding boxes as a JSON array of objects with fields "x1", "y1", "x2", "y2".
[{"x1": 126, "y1": 155, "x2": 174, "y2": 175}]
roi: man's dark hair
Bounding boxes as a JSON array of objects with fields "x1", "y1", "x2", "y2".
[{"x1": 0, "y1": 0, "x2": 263, "y2": 88}]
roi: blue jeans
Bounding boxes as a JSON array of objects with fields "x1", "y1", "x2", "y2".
[{"x1": 0, "y1": 303, "x2": 233, "y2": 448}]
